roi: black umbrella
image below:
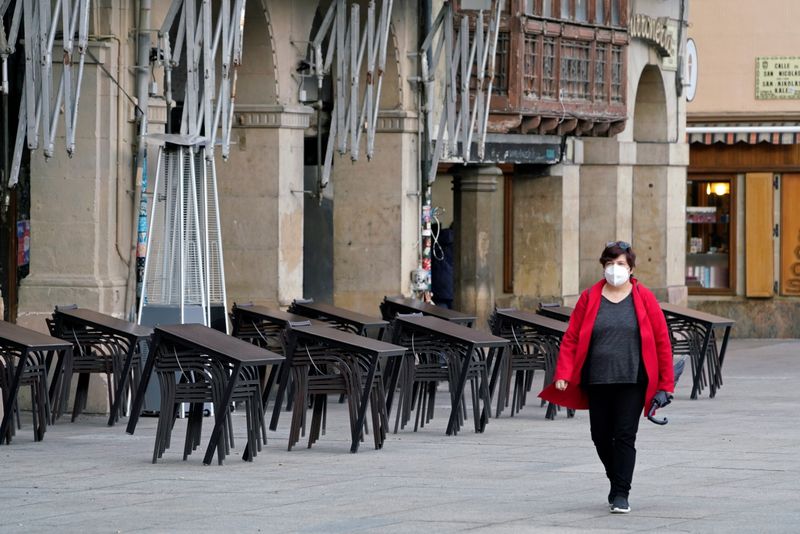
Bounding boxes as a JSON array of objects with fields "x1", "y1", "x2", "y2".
[{"x1": 647, "y1": 357, "x2": 686, "y2": 425}]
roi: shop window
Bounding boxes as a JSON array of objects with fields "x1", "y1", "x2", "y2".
[{"x1": 686, "y1": 176, "x2": 735, "y2": 293}]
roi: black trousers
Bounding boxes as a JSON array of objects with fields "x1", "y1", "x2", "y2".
[{"x1": 586, "y1": 383, "x2": 647, "y2": 499}]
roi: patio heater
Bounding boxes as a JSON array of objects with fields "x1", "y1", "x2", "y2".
[{"x1": 137, "y1": 137, "x2": 228, "y2": 332}]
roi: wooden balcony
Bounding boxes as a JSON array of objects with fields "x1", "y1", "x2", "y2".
[{"x1": 456, "y1": 0, "x2": 629, "y2": 137}]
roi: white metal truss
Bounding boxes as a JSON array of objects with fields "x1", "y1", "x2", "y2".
[
  {"x1": 138, "y1": 142, "x2": 228, "y2": 330},
  {"x1": 0, "y1": 0, "x2": 91, "y2": 188},
  {"x1": 420, "y1": 0, "x2": 503, "y2": 184},
  {"x1": 156, "y1": 0, "x2": 247, "y2": 160},
  {"x1": 306, "y1": 0, "x2": 395, "y2": 190}
]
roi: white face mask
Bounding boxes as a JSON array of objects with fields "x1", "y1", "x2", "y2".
[{"x1": 604, "y1": 264, "x2": 630, "y2": 287}]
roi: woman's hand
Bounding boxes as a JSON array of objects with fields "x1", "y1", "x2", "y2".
[{"x1": 555, "y1": 379, "x2": 568, "y2": 391}]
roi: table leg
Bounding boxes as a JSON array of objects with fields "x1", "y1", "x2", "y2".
[
  {"x1": 479, "y1": 347, "x2": 499, "y2": 431},
  {"x1": 446, "y1": 342, "x2": 475, "y2": 436},
  {"x1": 709, "y1": 326, "x2": 731, "y2": 399},
  {"x1": 126, "y1": 335, "x2": 161, "y2": 435},
  {"x1": 383, "y1": 325, "x2": 406, "y2": 419},
  {"x1": 1, "y1": 353, "x2": 27, "y2": 445},
  {"x1": 204, "y1": 362, "x2": 241, "y2": 466},
  {"x1": 269, "y1": 332, "x2": 297, "y2": 431},
  {"x1": 108, "y1": 341, "x2": 136, "y2": 426},
  {"x1": 717, "y1": 326, "x2": 732, "y2": 369},
  {"x1": 350, "y1": 355, "x2": 379, "y2": 453},
  {"x1": 691, "y1": 326, "x2": 712, "y2": 400}
]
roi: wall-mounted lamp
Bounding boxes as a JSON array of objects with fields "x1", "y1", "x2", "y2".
[{"x1": 706, "y1": 182, "x2": 730, "y2": 196}]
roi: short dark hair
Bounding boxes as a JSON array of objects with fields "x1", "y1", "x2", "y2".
[{"x1": 599, "y1": 242, "x2": 636, "y2": 268}]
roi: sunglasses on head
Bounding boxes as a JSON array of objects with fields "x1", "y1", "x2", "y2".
[{"x1": 606, "y1": 241, "x2": 631, "y2": 250}]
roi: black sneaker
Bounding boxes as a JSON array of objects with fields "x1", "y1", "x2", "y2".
[
  {"x1": 608, "y1": 491, "x2": 614, "y2": 508},
  {"x1": 610, "y1": 495, "x2": 631, "y2": 514}
]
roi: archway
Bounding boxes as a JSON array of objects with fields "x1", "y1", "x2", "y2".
[
  {"x1": 633, "y1": 65, "x2": 668, "y2": 143},
  {"x1": 631, "y1": 64, "x2": 673, "y2": 291}
]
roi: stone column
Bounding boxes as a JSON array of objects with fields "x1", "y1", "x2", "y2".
[
  {"x1": 512, "y1": 162, "x2": 581, "y2": 308},
  {"x1": 219, "y1": 105, "x2": 311, "y2": 307},
  {"x1": 579, "y1": 138, "x2": 636, "y2": 288},
  {"x1": 18, "y1": 41, "x2": 129, "y2": 326},
  {"x1": 632, "y1": 142, "x2": 689, "y2": 304},
  {"x1": 452, "y1": 165, "x2": 502, "y2": 327},
  {"x1": 17, "y1": 42, "x2": 128, "y2": 414},
  {"x1": 332, "y1": 111, "x2": 419, "y2": 315}
]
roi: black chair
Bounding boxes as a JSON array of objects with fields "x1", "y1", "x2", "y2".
[
  {"x1": 389, "y1": 314, "x2": 491, "y2": 433},
  {"x1": 48, "y1": 310, "x2": 142, "y2": 423}
]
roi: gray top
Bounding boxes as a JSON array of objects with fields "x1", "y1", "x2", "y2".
[{"x1": 583, "y1": 293, "x2": 644, "y2": 385}]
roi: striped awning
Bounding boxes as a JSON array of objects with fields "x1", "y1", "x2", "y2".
[{"x1": 687, "y1": 123, "x2": 800, "y2": 145}]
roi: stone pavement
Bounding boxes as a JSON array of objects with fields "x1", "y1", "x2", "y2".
[{"x1": 2, "y1": 338, "x2": 799, "y2": 533}]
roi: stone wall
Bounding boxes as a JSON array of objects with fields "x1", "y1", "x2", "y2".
[{"x1": 691, "y1": 299, "x2": 800, "y2": 338}]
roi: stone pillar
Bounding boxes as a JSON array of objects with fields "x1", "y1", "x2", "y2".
[
  {"x1": 452, "y1": 165, "x2": 502, "y2": 327},
  {"x1": 17, "y1": 42, "x2": 129, "y2": 414},
  {"x1": 579, "y1": 138, "x2": 636, "y2": 288},
  {"x1": 512, "y1": 162, "x2": 581, "y2": 308},
  {"x1": 18, "y1": 42, "x2": 129, "y2": 331},
  {"x1": 633, "y1": 142, "x2": 689, "y2": 304},
  {"x1": 219, "y1": 105, "x2": 311, "y2": 307},
  {"x1": 332, "y1": 112, "x2": 419, "y2": 315}
]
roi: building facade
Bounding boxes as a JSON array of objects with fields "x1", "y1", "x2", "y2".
[
  {"x1": 686, "y1": 0, "x2": 800, "y2": 336},
  {"x1": 0, "y1": 0, "x2": 690, "y2": 412}
]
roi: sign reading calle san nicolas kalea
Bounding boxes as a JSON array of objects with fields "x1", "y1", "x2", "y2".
[{"x1": 756, "y1": 57, "x2": 800, "y2": 99}]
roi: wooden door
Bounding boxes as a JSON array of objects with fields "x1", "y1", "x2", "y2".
[{"x1": 780, "y1": 174, "x2": 800, "y2": 296}]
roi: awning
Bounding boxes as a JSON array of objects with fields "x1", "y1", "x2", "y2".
[{"x1": 687, "y1": 123, "x2": 800, "y2": 145}]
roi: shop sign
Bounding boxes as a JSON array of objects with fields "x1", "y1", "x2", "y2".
[
  {"x1": 630, "y1": 14, "x2": 675, "y2": 58},
  {"x1": 756, "y1": 57, "x2": 800, "y2": 100}
]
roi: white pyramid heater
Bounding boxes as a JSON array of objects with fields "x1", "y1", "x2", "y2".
[{"x1": 138, "y1": 142, "x2": 228, "y2": 332}]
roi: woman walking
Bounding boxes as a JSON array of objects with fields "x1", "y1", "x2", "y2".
[{"x1": 540, "y1": 241, "x2": 674, "y2": 514}]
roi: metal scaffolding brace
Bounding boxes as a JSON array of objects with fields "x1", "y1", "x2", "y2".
[
  {"x1": 157, "y1": 0, "x2": 246, "y2": 160},
  {"x1": 0, "y1": 0, "x2": 91, "y2": 189},
  {"x1": 420, "y1": 0, "x2": 503, "y2": 184},
  {"x1": 307, "y1": 0, "x2": 395, "y2": 191}
]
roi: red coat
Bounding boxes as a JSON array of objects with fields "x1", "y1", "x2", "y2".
[{"x1": 539, "y1": 278, "x2": 674, "y2": 416}]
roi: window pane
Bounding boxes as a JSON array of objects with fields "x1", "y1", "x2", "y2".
[
  {"x1": 595, "y1": 0, "x2": 605, "y2": 23},
  {"x1": 542, "y1": 36, "x2": 557, "y2": 98},
  {"x1": 523, "y1": 34, "x2": 539, "y2": 97},
  {"x1": 543, "y1": 0, "x2": 553, "y2": 17},
  {"x1": 525, "y1": 0, "x2": 535, "y2": 14},
  {"x1": 611, "y1": 0, "x2": 621, "y2": 25},
  {"x1": 560, "y1": 39, "x2": 591, "y2": 100},
  {"x1": 576, "y1": 0, "x2": 588, "y2": 22},
  {"x1": 594, "y1": 43, "x2": 607, "y2": 101},
  {"x1": 611, "y1": 44, "x2": 624, "y2": 102},
  {"x1": 686, "y1": 178, "x2": 733, "y2": 290},
  {"x1": 561, "y1": 0, "x2": 571, "y2": 19}
]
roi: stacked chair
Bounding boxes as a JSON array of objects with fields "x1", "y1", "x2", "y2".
[
  {"x1": 388, "y1": 313, "x2": 491, "y2": 433},
  {"x1": 0, "y1": 345, "x2": 51, "y2": 443},
  {"x1": 148, "y1": 336, "x2": 267, "y2": 464},
  {"x1": 488, "y1": 308, "x2": 566, "y2": 419},
  {"x1": 47, "y1": 308, "x2": 142, "y2": 423}
]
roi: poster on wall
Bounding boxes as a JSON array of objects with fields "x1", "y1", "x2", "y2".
[{"x1": 756, "y1": 57, "x2": 800, "y2": 99}]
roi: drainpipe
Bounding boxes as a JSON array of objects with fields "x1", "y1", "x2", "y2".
[{"x1": 124, "y1": 0, "x2": 151, "y2": 321}]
